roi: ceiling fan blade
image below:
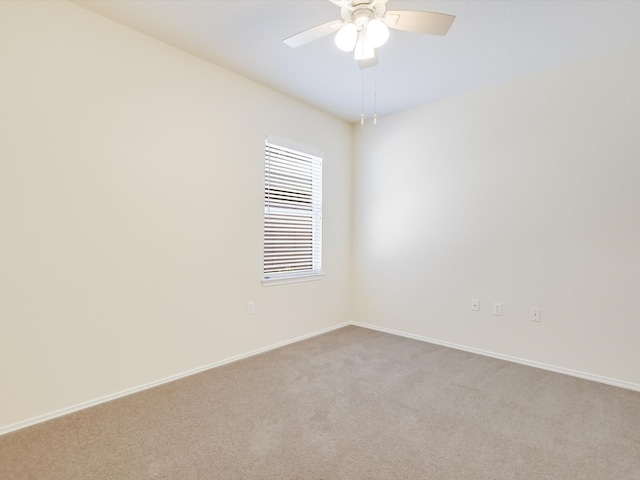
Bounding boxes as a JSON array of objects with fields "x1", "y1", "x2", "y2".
[
  {"x1": 358, "y1": 52, "x2": 378, "y2": 70},
  {"x1": 385, "y1": 10, "x2": 455, "y2": 36},
  {"x1": 328, "y1": 0, "x2": 352, "y2": 9},
  {"x1": 283, "y1": 20, "x2": 343, "y2": 48}
]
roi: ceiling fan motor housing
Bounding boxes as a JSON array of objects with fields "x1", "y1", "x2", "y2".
[{"x1": 342, "y1": 0, "x2": 387, "y2": 26}]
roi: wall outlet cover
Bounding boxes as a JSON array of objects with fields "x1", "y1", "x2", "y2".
[{"x1": 531, "y1": 307, "x2": 541, "y2": 322}]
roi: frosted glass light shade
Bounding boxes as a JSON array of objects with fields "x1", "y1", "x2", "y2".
[
  {"x1": 367, "y1": 19, "x2": 389, "y2": 48},
  {"x1": 334, "y1": 23, "x2": 358, "y2": 52},
  {"x1": 354, "y1": 31, "x2": 375, "y2": 60}
]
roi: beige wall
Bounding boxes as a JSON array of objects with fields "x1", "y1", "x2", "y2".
[
  {"x1": 353, "y1": 45, "x2": 640, "y2": 387},
  {"x1": 0, "y1": 1, "x2": 352, "y2": 431}
]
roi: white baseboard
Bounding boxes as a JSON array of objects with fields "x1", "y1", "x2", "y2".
[
  {"x1": 351, "y1": 321, "x2": 640, "y2": 393},
  {"x1": 0, "y1": 322, "x2": 350, "y2": 436}
]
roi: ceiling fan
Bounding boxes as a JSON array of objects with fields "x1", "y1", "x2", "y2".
[{"x1": 283, "y1": 0, "x2": 455, "y2": 69}]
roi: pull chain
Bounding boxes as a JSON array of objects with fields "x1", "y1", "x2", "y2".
[
  {"x1": 373, "y1": 66, "x2": 378, "y2": 125},
  {"x1": 360, "y1": 68, "x2": 365, "y2": 125},
  {"x1": 360, "y1": 64, "x2": 380, "y2": 125}
]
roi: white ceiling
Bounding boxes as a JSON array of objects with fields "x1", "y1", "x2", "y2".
[{"x1": 74, "y1": 0, "x2": 640, "y2": 124}]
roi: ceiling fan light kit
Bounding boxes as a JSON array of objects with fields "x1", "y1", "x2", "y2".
[
  {"x1": 335, "y1": 13, "x2": 389, "y2": 59},
  {"x1": 336, "y1": 1, "x2": 389, "y2": 60}
]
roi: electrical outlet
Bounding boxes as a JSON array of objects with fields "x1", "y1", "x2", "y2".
[
  {"x1": 493, "y1": 303, "x2": 502, "y2": 316},
  {"x1": 471, "y1": 299, "x2": 480, "y2": 311},
  {"x1": 247, "y1": 302, "x2": 255, "y2": 315},
  {"x1": 530, "y1": 307, "x2": 541, "y2": 322}
]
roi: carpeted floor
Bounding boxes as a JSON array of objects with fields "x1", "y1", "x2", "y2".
[{"x1": 1, "y1": 325, "x2": 639, "y2": 479}]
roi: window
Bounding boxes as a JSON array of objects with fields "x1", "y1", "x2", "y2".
[{"x1": 263, "y1": 139, "x2": 322, "y2": 283}]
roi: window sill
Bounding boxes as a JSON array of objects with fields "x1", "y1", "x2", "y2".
[{"x1": 262, "y1": 273, "x2": 324, "y2": 287}]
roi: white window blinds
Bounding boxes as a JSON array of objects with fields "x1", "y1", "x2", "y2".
[{"x1": 264, "y1": 139, "x2": 322, "y2": 281}]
